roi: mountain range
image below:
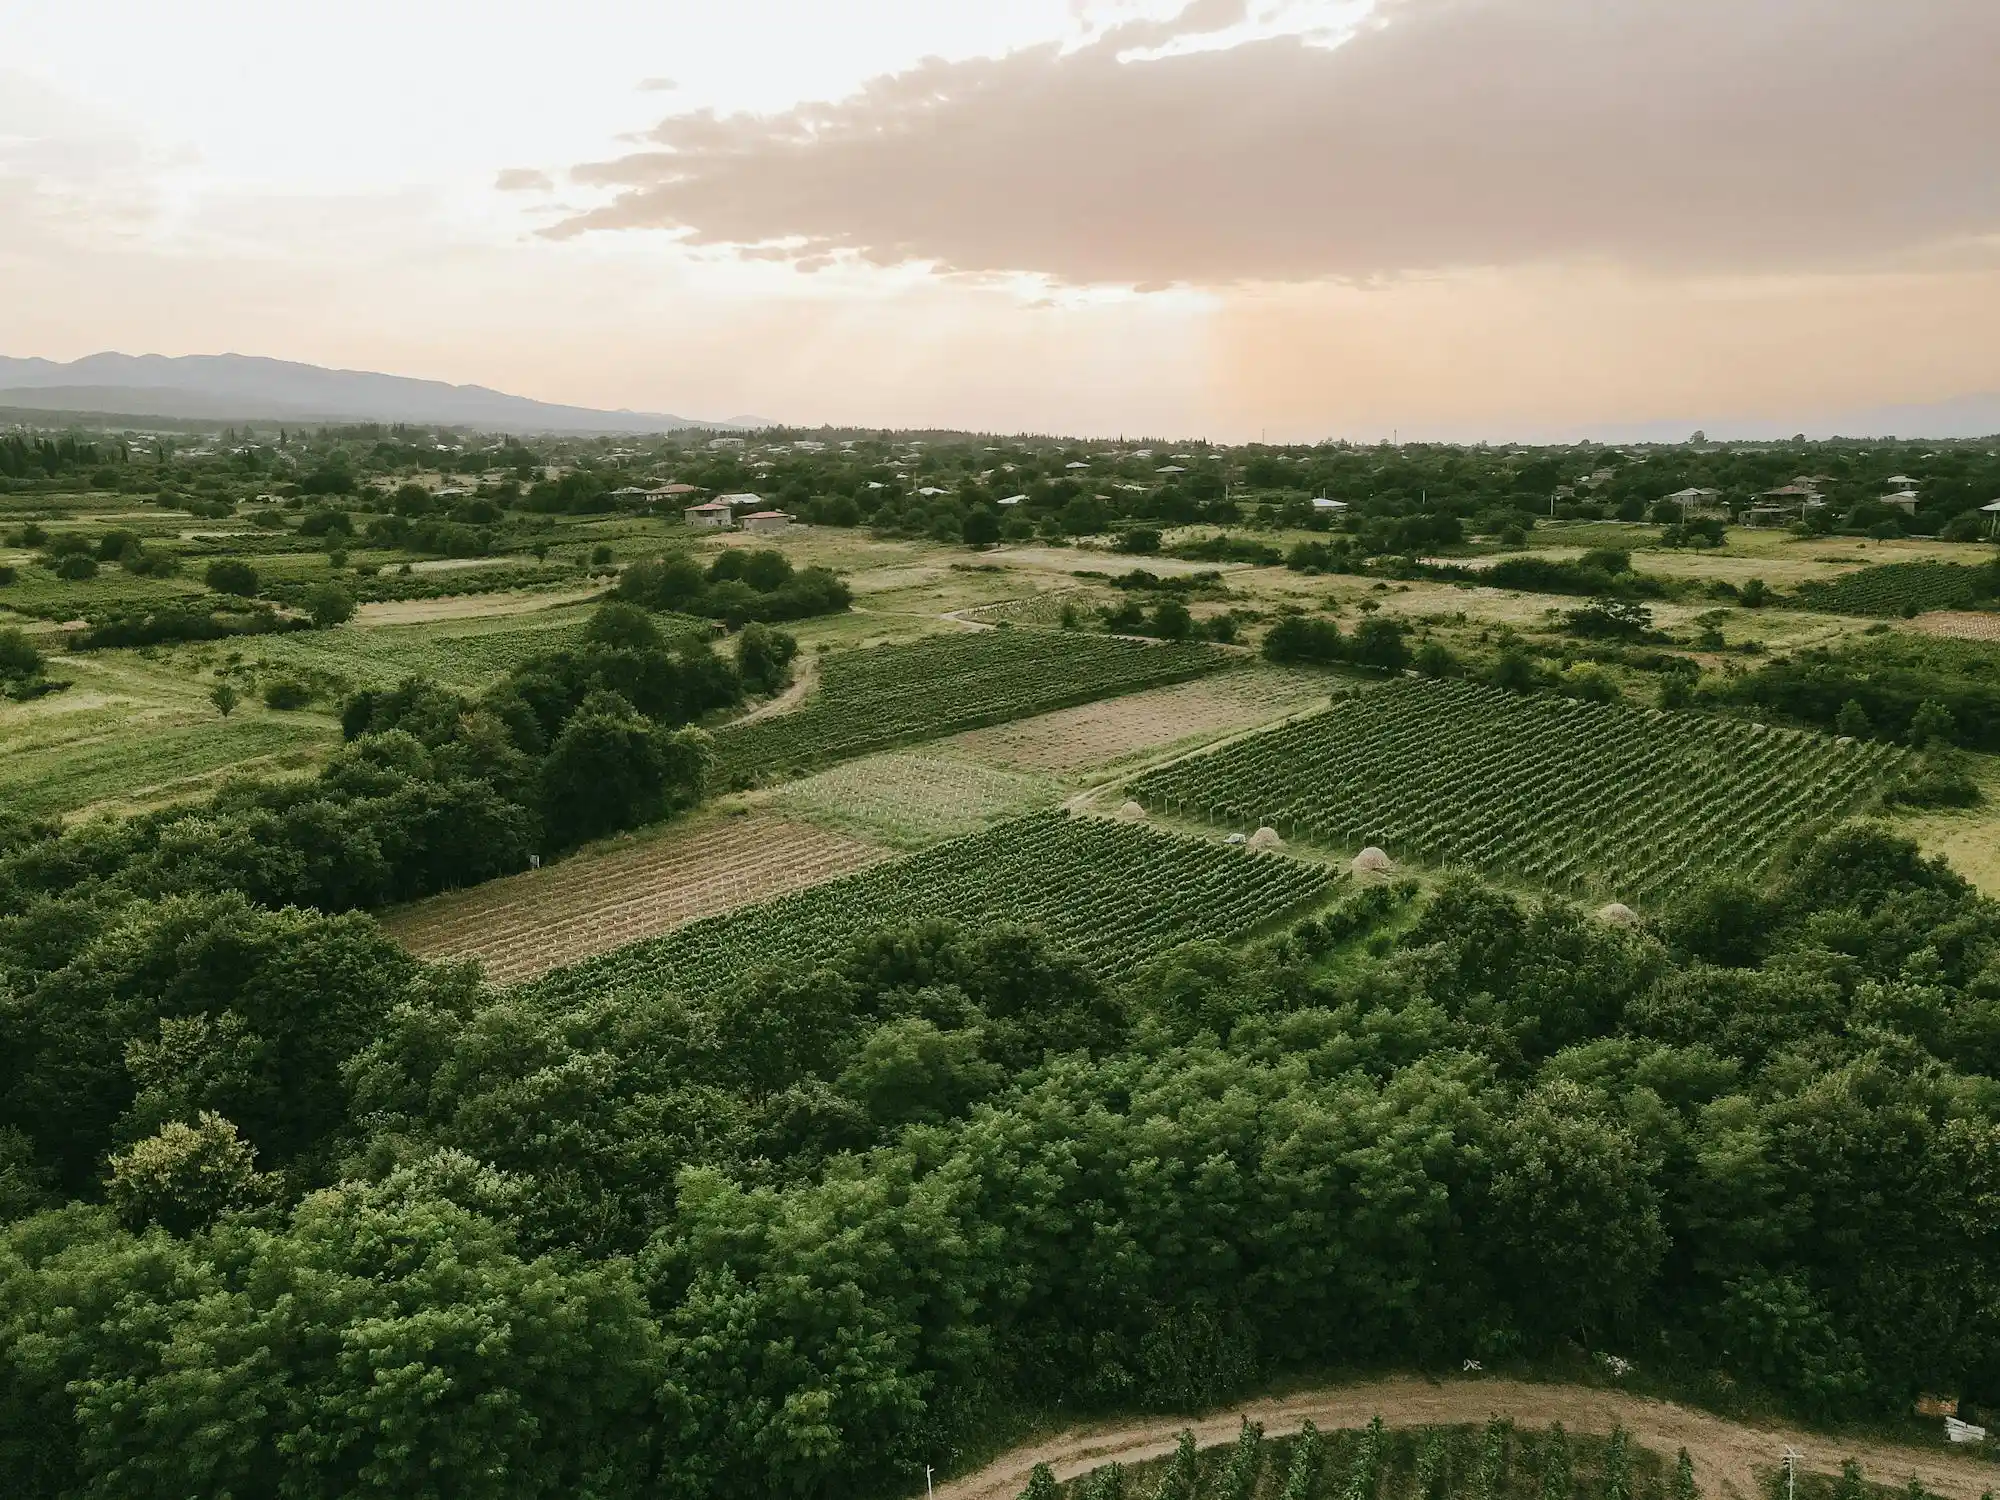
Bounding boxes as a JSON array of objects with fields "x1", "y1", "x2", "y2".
[{"x1": 0, "y1": 353, "x2": 760, "y2": 434}]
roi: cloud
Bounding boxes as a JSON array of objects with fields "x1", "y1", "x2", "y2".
[
  {"x1": 494, "y1": 167, "x2": 555, "y2": 192},
  {"x1": 636, "y1": 77, "x2": 678, "y2": 93},
  {"x1": 554, "y1": 0, "x2": 2000, "y2": 286}
]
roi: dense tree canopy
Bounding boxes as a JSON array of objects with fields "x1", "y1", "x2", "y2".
[{"x1": 3, "y1": 817, "x2": 1998, "y2": 1498}]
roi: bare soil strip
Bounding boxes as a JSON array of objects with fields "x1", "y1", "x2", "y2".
[
  {"x1": 932, "y1": 1376, "x2": 1997, "y2": 1500},
  {"x1": 1910, "y1": 611, "x2": 2000, "y2": 642},
  {"x1": 381, "y1": 812, "x2": 890, "y2": 984}
]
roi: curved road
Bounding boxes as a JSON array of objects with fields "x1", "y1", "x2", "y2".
[{"x1": 932, "y1": 1376, "x2": 1997, "y2": 1500}]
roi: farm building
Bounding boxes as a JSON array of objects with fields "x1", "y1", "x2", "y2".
[
  {"x1": 742, "y1": 510, "x2": 793, "y2": 534},
  {"x1": 649, "y1": 482, "x2": 699, "y2": 502},
  {"x1": 1664, "y1": 486, "x2": 1724, "y2": 515},
  {"x1": 684, "y1": 500, "x2": 734, "y2": 528},
  {"x1": 1311, "y1": 497, "x2": 1348, "y2": 513},
  {"x1": 1881, "y1": 490, "x2": 1921, "y2": 514}
]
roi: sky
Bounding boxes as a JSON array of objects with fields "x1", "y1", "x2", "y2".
[{"x1": 2, "y1": 0, "x2": 1998, "y2": 441}]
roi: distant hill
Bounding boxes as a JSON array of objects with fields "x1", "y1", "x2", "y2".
[{"x1": 0, "y1": 352, "x2": 749, "y2": 434}]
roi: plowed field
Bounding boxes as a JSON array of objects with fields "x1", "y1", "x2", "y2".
[{"x1": 381, "y1": 812, "x2": 891, "y2": 983}]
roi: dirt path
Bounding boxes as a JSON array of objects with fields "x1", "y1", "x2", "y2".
[
  {"x1": 734, "y1": 654, "x2": 820, "y2": 724},
  {"x1": 933, "y1": 1377, "x2": 1997, "y2": 1500}
]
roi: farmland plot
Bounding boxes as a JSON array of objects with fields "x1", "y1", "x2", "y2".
[
  {"x1": 1132, "y1": 679, "x2": 1906, "y2": 904},
  {"x1": 382, "y1": 812, "x2": 891, "y2": 984},
  {"x1": 712, "y1": 631, "x2": 1229, "y2": 783},
  {"x1": 524, "y1": 810, "x2": 1334, "y2": 1004},
  {"x1": 770, "y1": 752, "x2": 1062, "y2": 847},
  {"x1": 1791, "y1": 561, "x2": 1994, "y2": 617},
  {"x1": 0, "y1": 714, "x2": 334, "y2": 815},
  {"x1": 950, "y1": 668, "x2": 1331, "y2": 773}
]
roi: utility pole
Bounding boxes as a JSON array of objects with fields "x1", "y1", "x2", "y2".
[
  {"x1": 926, "y1": 1465, "x2": 935, "y2": 1499},
  {"x1": 1782, "y1": 1447, "x2": 1801, "y2": 1500}
]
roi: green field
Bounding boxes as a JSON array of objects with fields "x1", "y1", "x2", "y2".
[
  {"x1": 768, "y1": 750, "x2": 1063, "y2": 847},
  {"x1": 0, "y1": 712, "x2": 335, "y2": 815},
  {"x1": 524, "y1": 810, "x2": 1335, "y2": 1002},
  {"x1": 228, "y1": 606, "x2": 706, "y2": 695},
  {"x1": 1791, "y1": 560, "x2": 1996, "y2": 617},
  {"x1": 1132, "y1": 679, "x2": 1906, "y2": 903},
  {"x1": 711, "y1": 630, "x2": 1232, "y2": 783}
]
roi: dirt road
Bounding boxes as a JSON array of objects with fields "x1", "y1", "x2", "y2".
[{"x1": 933, "y1": 1377, "x2": 1997, "y2": 1500}]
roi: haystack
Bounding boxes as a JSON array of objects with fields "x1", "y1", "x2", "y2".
[
  {"x1": 1117, "y1": 800, "x2": 1147, "y2": 821},
  {"x1": 1248, "y1": 826, "x2": 1283, "y2": 851},
  {"x1": 1596, "y1": 902, "x2": 1641, "y2": 928},
  {"x1": 1351, "y1": 846, "x2": 1393, "y2": 875}
]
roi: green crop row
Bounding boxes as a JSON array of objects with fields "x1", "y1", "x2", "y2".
[
  {"x1": 1791, "y1": 560, "x2": 1994, "y2": 617},
  {"x1": 1131, "y1": 679, "x2": 1906, "y2": 905},
  {"x1": 523, "y1": 810, "x2": 1332, "y2": 1003},
  {"x1": 713, "y1": 631, "x2": 1230, "y2": 783}
]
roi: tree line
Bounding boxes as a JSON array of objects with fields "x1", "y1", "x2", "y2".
[{"x1": 1, "y1": 817, "x2": 1997, "y2": 1497}]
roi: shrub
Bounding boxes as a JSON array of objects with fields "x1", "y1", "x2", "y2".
[
  {"x1": 206, "y1": 558, "x2": 260, "y2": 597},
  {"x1": 0, "y1": 626, "x2": 44, "y2": 681},
  {"x1": 304, "y1": 582, "x2": 356, "y2": 628},
  {"x1": 263, "y1": 678, "x2": 312, "y2": 710},
  {"x1": 53, "y1": 553, "x2": 98, "y2": 580}
]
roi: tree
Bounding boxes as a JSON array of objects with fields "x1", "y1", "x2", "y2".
[
  {"x1": 1262, "y1": 614, "x2": 1344, "y2": 665},
  {"x1": 1491, "y1": 648, "x2": 1538, "y2": 693},
  {"x1": 303, "y1": 581, "x2": 355, "y2": 627},
  {"x1": 1062, "y1": 494, "x2": 1107, "y2": 535},
  {"x1": 961, "y1": 506, "x2": 1001, "y2": 547},
  {"x1": 1415, "y1": 641, "x2": 1458, "y2": 677},
  {"x1": 1835, "y1": 699, "x2": 1872, "y2": 738},
  {"x1": 1909, "y1": 698, "x2": 1957, "y2": 748},
  {"x1": 540, "y1": 694, "x2": 709, "y2": 847},
  {"x1": 205, "y1": 558, "x2": 259, "y2": 597},
  {"x1": 210, "y1": 681, "x2": 239, "y2": 717},
  {"x1": 1350, "y1": 616, "x2": 1411, "y2": 672},
  {"x1": 735, "y1": 623, "x2": 798, "y2": 696},
  {"x1": 1019, "y1": 1463, "x2": 1060, "y2": 1500},
  {"x1": 1117, "y1": 526, "x2": 1162, "y2": 555},
  {"x1": 105, "y1": 1111, "x2": 268, "y2": 1235},
  {"x1": 1150, "y1": 599, "x2": 1193, "y2": 641}
]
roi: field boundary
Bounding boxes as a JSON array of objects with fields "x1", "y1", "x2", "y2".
[{"x1": 927, "y1": 1375, "x2": 1998, "y2": 1500}]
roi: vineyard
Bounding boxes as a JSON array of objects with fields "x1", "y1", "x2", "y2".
[
  {"x1": 1037, "y1": 1419, "x2": 1670, "y2": 1500},
  {"x1": 383, "y1": 811, "x2": 890, "y2": 984},
  {"x1": 950, "y1": 668, "x2": 1332, "y2": 773},
  {"x1": 711, "y1": 632, "x2": 1230, "y2": 783},
  {"x1": 1791, "y1": 560, "x2": 1995, "y2": 617},
  {"x1": 0, "y1": 714, "x2": 335, "y2": 816},
  {"x1": 1131, "y1": 680, "x2": 1906, "y2": 904},
  {"x1": 523, "y1": 810, "x2": 1333, "y2": 1005},
  {"x1": 770, "y1": 751, "x2": 1062, "y2": 847}
]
